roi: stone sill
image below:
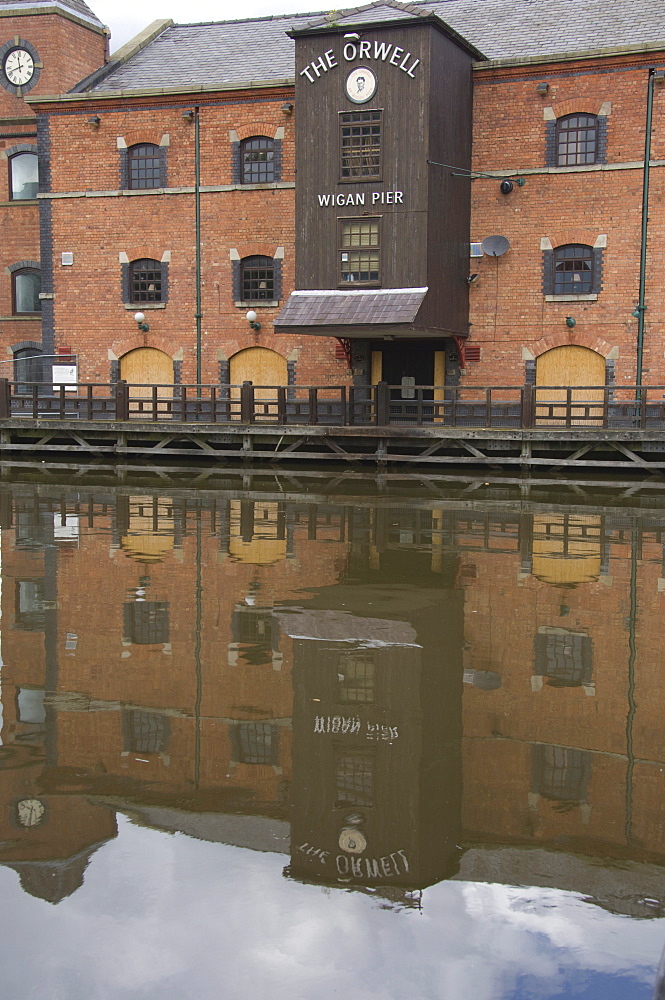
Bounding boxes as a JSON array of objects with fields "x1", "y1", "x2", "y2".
[
  {"x1": 235, "y1": 300, "x2": 279, "y2": 309},
  {"x1": 544, "y1": 294, "x2": 598, "y2": 302},
  {"x1": 0, "y1": 314, "x2": 40, "y2": 320},
  {"x1": 124, "y1": 302, "x2": 166, "y2": 310}
]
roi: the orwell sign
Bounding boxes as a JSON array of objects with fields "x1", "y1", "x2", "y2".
[{"x1": 299, "y1": 39, "x2": 420, "y2": 85}]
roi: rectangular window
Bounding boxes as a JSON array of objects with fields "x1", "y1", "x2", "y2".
[
  {"x1": 334, "y1": 749, "x2": 374, "y2": 807},
  {"x1": 340, "y1": 111, "x2": 381, "y2": 180},
  {"x1": 338, "y1": 653, "x2": 375, "y2": 704},
  {"x1": 124, "y1": 710, "x2": 169, "y2": 753},
  {"x1": 234, "y1": 722, "x2": 278, "y2": 764},
  {"x1": 340, "y1": 218, "x2": 380, "y2": 285}
]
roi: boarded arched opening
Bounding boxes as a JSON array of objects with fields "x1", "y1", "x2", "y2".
[
  {"x1": 532, "y1": 513, "x2": 601, "y2": 586},
  {"x1": 536, "y1": 346, "x2": 605, "y2": 426},
  {"x1": 230, "y1": 347, "x2": 288, "y2": 419},
  {"x1": 120, "y1": 348, "x2": 173, "y2": 416}
]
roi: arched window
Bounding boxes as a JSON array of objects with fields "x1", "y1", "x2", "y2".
[
  {"x1": 129, "y1": 259, "x2": 163, "y2": 303},
  {"x1": 13, "y1": 346, "x2": 43, "y2": 392},
  {"x1": 9, "y1": 152, "x2": 38, "y2": 199},
  {"x1": 241, "y1": 255, "x2": 275, "y2": 300},
  {"x1": 12, "y1": 268, "x2": 40, "y2": 314},
  {"x1": 556, "y1": 114, "x2": 598, "y2": 166},
  {"x1": 241, "y1": 137, "x2": 275, "y2": 184},
  {"x1": 128, "y1": 143, "x2": 163, "y2": 189},
  {"x1": 553, "y1": 244, "x2": 594, "y2": 295}
]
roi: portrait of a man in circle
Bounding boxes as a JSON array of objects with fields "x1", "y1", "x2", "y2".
[{"x1": 345, "y1": 67, "x2": 377, "y2": 103}]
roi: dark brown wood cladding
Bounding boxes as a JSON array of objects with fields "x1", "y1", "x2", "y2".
[{"x1": 292, "y1": 20, "x2": 474, "y2": 337}]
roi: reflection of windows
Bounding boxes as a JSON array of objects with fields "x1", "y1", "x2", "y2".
[
  {"x1": 17, "y1": 688, "x2": 45, "y2": 724},
  {"x1": 127, "y1": 143, "x2": 164, "y2": 189},
  {"x1": 233, "y1": 722, "x2": 278, "y2": 764},
  {"x1": 334, "y1": 749, "x2": 374, "y2": 807},
  {"x1": 241, "y1": 137, "x2": 275, "y2": 184},
  {"x1": 15, "y1": 509, "x2": 50, "y2": 550},
  {"x1": 535, "y1": 630, "x2": 592, "y2": 687},
  {"x1": 129, "y1": 259, "x2": 164, "y2": 303},
  {"x1": 340, "y1": 218, "x2": 380, "y2": 285},
  {"x1": 532, "y1": 744, "x2": 591, "y2": 803},
  {"x1": 13, "y1": 346, "x2": 43, "y2": 392},
  {"x1": 556, "y1": 114, "x2": 598, "y2": 166},
  {"x1": 241, "y1": 256, "x2": 275, "y2": 301},
  {"x1": 123, "y1": 601, "x2": 169, "y2": 644},
  {"x1": 553, "y1": 244, "x2": 594, "y2": 295},
  {"x1": 340, "y1": 110, "x2": 381, "y2": 180},
  {"x1": 337, "y1": 653, "x2": 375, "y2": 704},
  {"x1": 231, "y1": 608, "x2": 278, "y2": 665},
  {"x1": 15, "y1": 579, "x2": 46, "y2": 630},
  {"x1": 12, "y1": 268, "x2": 41, "y2": 314},
  {"x1": 123, "y1": 710, "x2": 169, "y2": 753},
  {"x1": 9, "y1": 152, "x2": 38, "y2": 199}
]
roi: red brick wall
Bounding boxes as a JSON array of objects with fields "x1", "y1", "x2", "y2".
[
  {"x1": 44, "y1": 96, "x2": 351, "y2": 385},
  {"x1": 467, "y1": 54, "x2": 665, "y2": 387}
]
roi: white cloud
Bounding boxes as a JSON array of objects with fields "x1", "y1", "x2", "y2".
[{"x1": 0, "y1": 815, "x2": 661, "y2": 1000}]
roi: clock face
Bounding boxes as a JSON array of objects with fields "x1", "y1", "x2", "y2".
[
  {"x1": 4, "y1": 48, "x2": 34, "y2": 86},
  {"x1": 16, "y1": 798, "x2": 46, "y2": 827},
  {"x1": 345, "y1": 67, "x2": 377, "y2": 104}
]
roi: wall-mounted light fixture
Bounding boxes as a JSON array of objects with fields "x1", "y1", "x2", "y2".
[
  {"x1": 536, "y1": 81, "x2": 549, "y2": 95},
  {"x1": 246, "y1": 309, "x2": 261, "y2": 331},
  {"x1": 281, "y1": 101, "x2": 294, "y2": 115},
  {"x1": 500, "y1": 177, "x2": 526, "y2": 194},
  {"x1": 467, "y1": 273, "x2": 479, "y2": 284},
  {"x1": 565, "y1": 316, "x2": 576, "y2": 328},
  {"x1": 134, "y1": 311, "x2": 150, "y2": 333},
  {"x1": 182, "y1": 109, "x2": 194, "y2": 123},
  {"x1": 343, "y1": 32, "x2": 360, "y2": 40},
  {"x1": 88, "y1": 115, "x2": 101, "y2": 128}
]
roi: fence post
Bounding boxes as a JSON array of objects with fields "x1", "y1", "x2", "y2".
[
  {"x1": 522, "y1": 384, "x2": 534, "y2": 428},
  {"x1": 277, "y1": 386, "x2": 286, "y2": 424},
  {"x1": 308, "y1": 387, "x2": 318, "y2": 425},
  {"x1": 376, "y1": 381, "x2": 389, "y2": 426},
  {"x1": 240, "y1": 381, "x2": 255, "y2": 423},
  {"x1": 115, "y1": 379, "x2": 129, "y2": 421},
  {"x1": 0, "y1": 379, "x2": 10, "y2": 418}
]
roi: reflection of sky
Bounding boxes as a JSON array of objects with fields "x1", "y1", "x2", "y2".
[{"x1": 0, "y1": 815, "x2": 662, "y2": 1000}]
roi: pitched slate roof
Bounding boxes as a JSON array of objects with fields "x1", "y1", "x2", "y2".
[
  {"x1": 0, "y1": 0, "x2": 104, "y2": 27},
  {"x1": 87, "y1": 0, "x2": 665, "y2": 94}
]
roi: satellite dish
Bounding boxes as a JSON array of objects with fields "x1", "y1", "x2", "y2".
[{"x1": 482, "y1": 235, "x2": 511, "y2": 257}]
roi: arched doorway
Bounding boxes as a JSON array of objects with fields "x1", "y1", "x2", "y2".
[
  {"x1": 535, "y1": 345, "x2": 605, "y2": 425},
  {"x1": 120, "y1": 348, "x2": 173, "y2": 416},
  {"x1": 230, "y1": 347, "x2": 288, "y2": 418}
]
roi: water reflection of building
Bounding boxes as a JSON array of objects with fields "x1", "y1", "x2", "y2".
[
  {"x1": 0, "y1": 485, "x2": 664, "y2": 913},
  {"x1": 283, "y1": 527, "x2": 464, "y2": 890}
]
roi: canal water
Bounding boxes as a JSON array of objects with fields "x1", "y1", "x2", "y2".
[{"x1": 0, "y1": 477, "x2": 664, "y2": 999}]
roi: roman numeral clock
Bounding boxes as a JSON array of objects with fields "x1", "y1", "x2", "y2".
[{"x1": 0, "y1": 37, "x2": 42, "y2": 97}]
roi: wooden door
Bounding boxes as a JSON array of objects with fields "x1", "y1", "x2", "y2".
[
  {"x1": 120, "y1": 348, "x2": 173, "y2": 417},
  {"x1": 536, "y1": 346, "x2": 605, "y2": 426},
  {"x1": 230, "y1": 347, "x2": 287, "y2": 417}
]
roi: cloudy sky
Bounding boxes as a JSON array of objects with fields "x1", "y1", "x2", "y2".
[
  {"x1": 0, "y1": 813, "x2": 662, "y2": 1000},
  {"x1": 91, "y1": 0, "x2": 330, "y2": 53}
]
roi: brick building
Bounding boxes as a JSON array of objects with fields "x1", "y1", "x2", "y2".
[
  {"x1": 3, "y1": 0, "x2": 665, "y2": 398},
  {"x1": 0, "y1": 0, "x2": 108, "y2": 385}
]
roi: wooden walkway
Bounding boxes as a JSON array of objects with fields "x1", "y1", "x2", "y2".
[{"x1": 2, "y1": 380, "x2": 665, "y2": 476}]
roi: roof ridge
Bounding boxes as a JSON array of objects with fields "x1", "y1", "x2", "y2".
[{"x1": 302, "y1": 0, "x2": 434, "y2": 30}]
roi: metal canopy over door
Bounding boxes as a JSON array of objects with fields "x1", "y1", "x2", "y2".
[
  {"x1": 536, "y1": 345, "x2": 605, "y2": 426},
  {"x1": 120, "y1": 348, "x2": 174, "y2": 417}
]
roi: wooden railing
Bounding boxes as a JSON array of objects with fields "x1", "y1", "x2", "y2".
[{"x1": 2, "y1": 379, "x2": 665, "y2": 430}]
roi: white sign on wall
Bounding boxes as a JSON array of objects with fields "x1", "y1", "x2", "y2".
[{"x1": 52, "y1": 364, "x2": 77, "y2": 392}]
